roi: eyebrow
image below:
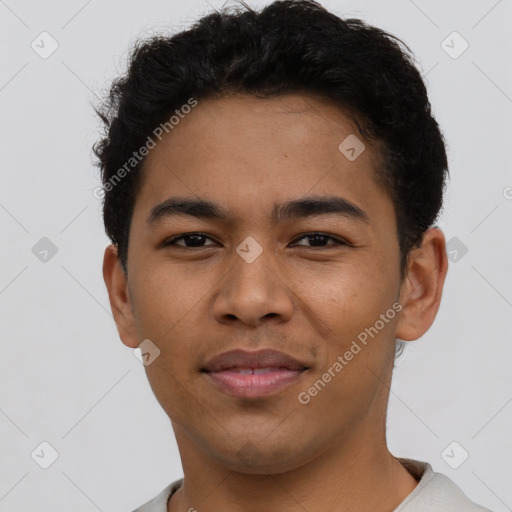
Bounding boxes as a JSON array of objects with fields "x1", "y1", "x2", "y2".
[{"x1": 146, "y1": 195, "x2": 370, "y2": 226}]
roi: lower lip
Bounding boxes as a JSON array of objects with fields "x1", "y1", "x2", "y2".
[{"x1": 205, "y1": 369, "x2": 305, "y2": 398}]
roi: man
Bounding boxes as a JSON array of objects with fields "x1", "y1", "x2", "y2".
[{"x1": 94, "y1": 1, "x2": 493, "y2": 510}]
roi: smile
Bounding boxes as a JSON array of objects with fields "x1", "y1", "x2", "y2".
[{"x1": 202, "y1": 349, "x2": 309, "y2": 398}]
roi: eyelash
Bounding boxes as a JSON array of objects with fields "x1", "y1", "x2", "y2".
[{"x1": 164, "y1": 232, "x2": 348, "y2": 249}]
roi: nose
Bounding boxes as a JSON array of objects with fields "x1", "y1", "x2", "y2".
[{"x1": 213, "y1": 245, "x2": 294, "y2": 327}]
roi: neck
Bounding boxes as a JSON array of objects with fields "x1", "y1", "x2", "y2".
[{"x1": 167, "y1": 422, "x2": 419, "y2": 512}]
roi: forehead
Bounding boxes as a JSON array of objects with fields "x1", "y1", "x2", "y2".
[
  {"x1": 145, "y1": 92, "x2": 374, "y2": 164},
  {"x1": 133, "y1": 92, "x2": 390, "y2": 225}
]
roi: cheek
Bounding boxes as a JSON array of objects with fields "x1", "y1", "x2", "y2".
[
  {"x1": 130, "y1": 263, "x2": 206, "y2": 339},
  {"x1": 129, "y1": 263, "x2": 220, "y2": 391},
  {"x1": 302, "y1": 262, "x2": 400, "y2": 375},
  {"x1": 305, "y1": 260, "x2": 397, "y2": 325},
  {"x1": 295, "y1": 270, "x2": 398, "y2": 430}
]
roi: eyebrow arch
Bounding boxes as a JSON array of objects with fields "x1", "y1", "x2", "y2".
[{"x1": 146, "y1": 195, "x2": 370, "y2": 225}]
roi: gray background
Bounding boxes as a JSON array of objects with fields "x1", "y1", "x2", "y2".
[{"x1": 0, "y1": 0, "x2": 510, "y2": 510}]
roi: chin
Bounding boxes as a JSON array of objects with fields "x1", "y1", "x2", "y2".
[{"x1": 210, "y1": 438, "x2": 310, "y2": 475}]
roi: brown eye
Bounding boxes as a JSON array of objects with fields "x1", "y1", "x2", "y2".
[
  {"x1": 291, "y1": 232, "x2": 346, "y2": 248},
  {"x1": 165, "y1": 233, "x2": 217, "y2": 248}
]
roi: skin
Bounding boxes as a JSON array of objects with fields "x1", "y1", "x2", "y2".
[{"x1": 103, "y1": 93, "x2": 448, "y2": 512}]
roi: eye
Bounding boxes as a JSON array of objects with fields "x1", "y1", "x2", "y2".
[
  {"x1": 164, "y1": 232, "x2": 217, "y2": 248},
  {"x1": 291, "y1": 232, "x2": 347, "y2": 248},
  {"x1": 163, "y1": 231, "x2": 348, "y2": 250}
]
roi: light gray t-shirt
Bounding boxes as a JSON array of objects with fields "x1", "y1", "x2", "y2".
[{"x1": 132, "y1": 458, "x2": 493, "y2": 511}]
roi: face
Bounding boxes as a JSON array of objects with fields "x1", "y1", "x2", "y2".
[{"x1": 104, "y1": 93, "x2": 446, "y2": 474}]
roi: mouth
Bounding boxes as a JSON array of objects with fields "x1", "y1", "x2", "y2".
[{"x1": 202, "y1": 349, "x2": 310, "y2": 398}]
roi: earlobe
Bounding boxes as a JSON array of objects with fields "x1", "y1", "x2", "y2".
[
  {"x1": 395, "y1": 228, "x2": 448, "y2": 342},
  {"x1": 102, "y1": 244, "x2": 140, "y2": 348}
]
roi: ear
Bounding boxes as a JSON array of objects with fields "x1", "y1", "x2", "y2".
[
  {"x1": 395, "y1": 228, "x2": 448, "y2": 341},
  {"x1": 102, "y1": 244, "x2": 140, "y2": 348}
]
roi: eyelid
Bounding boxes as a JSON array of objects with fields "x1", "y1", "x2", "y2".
[
  {"x1": 164, "y1": 231, "x2": 349, "y2": 248},
  {"x1": 164, "y1": 232, "x2": 217, "y2": 247},
  {"x1": 290, "y1": 232, "x2": 349, "y2": 247}
]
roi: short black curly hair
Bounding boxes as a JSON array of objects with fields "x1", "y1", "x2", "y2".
[{"x1": 93, "y1": 0, "x2": 448, "y2": 275}]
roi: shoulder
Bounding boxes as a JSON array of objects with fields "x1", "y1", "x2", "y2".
[
  {"x1": 131, "y1": 479, "x2": 183, "y2": 512},
  {"x1": 395, "y1": 458, "x2": 493, "y2": 512}
]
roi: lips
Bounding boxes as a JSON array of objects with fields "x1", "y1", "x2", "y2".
[
  {"x1": 203, "y1": 349, "x2": 307, "y2": 372},
  {"x1": 202, "y1": 349, "x2": 309, "y2": 398}
]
